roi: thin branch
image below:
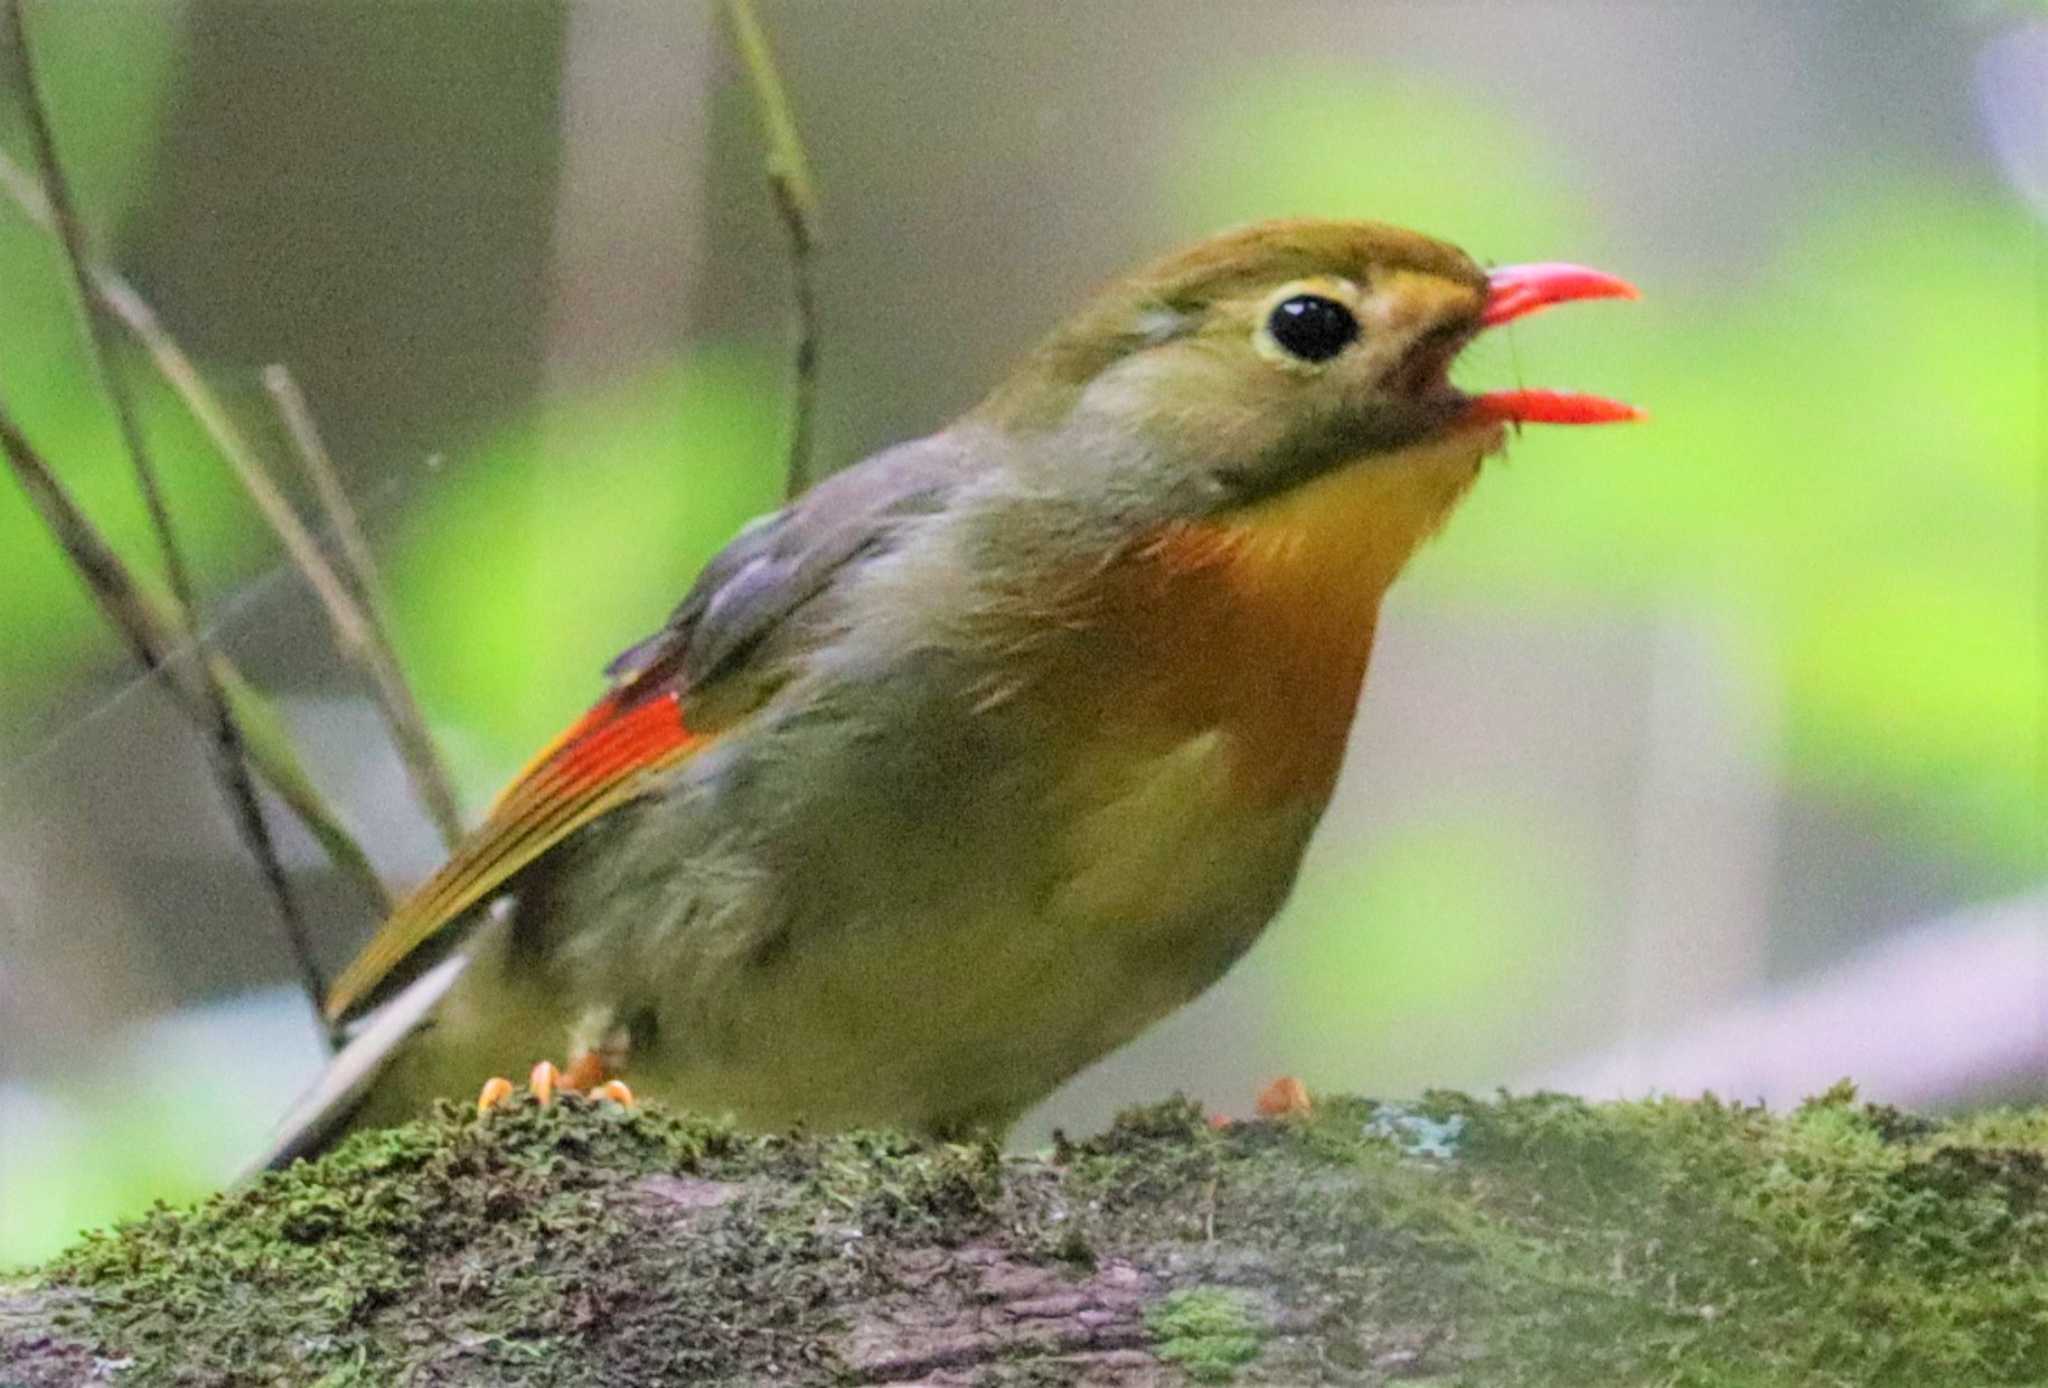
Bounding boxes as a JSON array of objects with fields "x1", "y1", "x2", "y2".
[
  {"x1": 0, "y1": 144, "x2": 466, "y2": 850},
  {"x1": 721, "y1": 0, "x2": 823, "y2": 501},
  {"x1": 3, "y1": 0, "x2": 336, "y2": 1045},
  {"x1": 0, "y1": 405, "x2": 394, "y2": 918},
  {"x1": 260, "y1": 369, "x2": 388, "y2": 613},
  {"x1": 102, "y1": 264, "x2": 471, "y2": 854},
  {"x1": 768, "y1": 176, "x2": 820, "y2": 503},
  {"x1": 262, "y1": 365, "x2": 464, "y2": 848}
]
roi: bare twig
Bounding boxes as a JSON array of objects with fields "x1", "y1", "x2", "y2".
[
  {"x1": 768, "y1": 176, "x2": 820, "y2": 502},
  {"x1": 0, "y1": 145, "x2": 465, "y2": 850},
  {"x1": 0, "y1": 406, "x2": 394, "y2": 917},
  {"x1": 260, "y1": 368, "x2": 388, "y2": 615},
  {"x1": 262, "y1": 365, "x2": 464, "y2": 848},
  {"x1": 721, "y1": 0, "x2": 823, "y2": 500},
  {"x1": 3, "y1": 0, "x2": 336, "y2": 1043},
  {"x1": 100, "y1": 269, "x2": 464, "y2": 844}
]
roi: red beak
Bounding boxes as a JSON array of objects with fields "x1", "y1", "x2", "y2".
[
  {"x1": 1481, "y1": 262, "x2": 1638, "y2": 328},
  {"x1": 1467, "y1": 262, "x2": 1643, "y2": 426}
]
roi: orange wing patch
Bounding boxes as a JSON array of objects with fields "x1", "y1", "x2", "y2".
[{"x1": 324, "y1": 690, "x2": 703, "y2": 1022}]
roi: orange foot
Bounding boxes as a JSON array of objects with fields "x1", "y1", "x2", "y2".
[
  {"x1": 1255, "y1": 1075, "x2": 1313, "y2": 1119},
  {"x1": 476, "y1": 1053, "x2": 635, "y2": 1113},
  {"x1": 1206, "y1": 1076, "x2": 1315, "y2": 1130}
]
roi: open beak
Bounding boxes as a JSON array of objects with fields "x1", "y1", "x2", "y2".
[{"x1": 1466, "y1": 262, "x2": 1643, "y2": 426}]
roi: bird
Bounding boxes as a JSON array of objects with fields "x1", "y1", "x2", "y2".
[{"x1": 260, "y1": 218, "x2": 1639, "y2": 1169}]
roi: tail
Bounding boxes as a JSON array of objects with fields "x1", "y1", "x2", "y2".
[{"x1": 244, "y1": 950, "x2": 471, "y2": 1176}]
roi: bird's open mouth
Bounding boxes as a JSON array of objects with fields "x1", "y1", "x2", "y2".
[{"x1": 1409, "y1": 262, "x2": 1642, "y2": 426}]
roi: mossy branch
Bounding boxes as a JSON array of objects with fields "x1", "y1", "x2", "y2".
[{"x1": 5, "y1": 1088, "x2": 2044, "y2": 1385}]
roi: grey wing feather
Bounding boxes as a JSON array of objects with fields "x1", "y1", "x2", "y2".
[{"x1": 607, "y1": 434, "x2": 972, "y2": 699}]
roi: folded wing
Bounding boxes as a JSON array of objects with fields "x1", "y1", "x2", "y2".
[
  {"x1": 320, "y1": 433, "x2": 974, "y2": 1025},
  {"x1": 322, "y1": 688, "x2": 702, "y2": 1021}
]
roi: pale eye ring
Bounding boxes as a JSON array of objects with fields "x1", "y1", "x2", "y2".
[{"x1": 1266, "y1": 294, "x2": 1359, "y2": 362}]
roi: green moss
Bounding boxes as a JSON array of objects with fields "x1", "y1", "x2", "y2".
[
  {"x1": 34, "y1": 1101, "x2": 763, "y2": 1384},
  {"x1": 1367, "y1": 1086, "x2": 2048, "y2": 1386},
  {"x1": 7, "y1": 1087, "x2": 2047, "y2": 1385},
  {"x1": 1147, "y1": 1287, "x2": 1261, "y2": 1381}
]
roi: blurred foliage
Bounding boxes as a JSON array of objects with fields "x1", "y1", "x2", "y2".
[
  {"x1": 0, "y1": 1080, "x2": 215, "y2": 1268},
  {"x1": 1180, "y1": 67, "x2": 2040, "y2": 881},
  {"x1": 1261, "y1": 810, "x2": 1599, "y2": 1088},
  {"x1": 0, "y1": 9, "x2": 258, "y2": 702},
  {"x1": 3, "y1": 3, "x2": 182, "y2": 223},
  {"x1": 385, "y1": 351, "x2": 784, "y2": 784},
  {"x1": 0, "y1": 994, "x2": 309, "y2": 1267},
  {"x1": 1177, "y1": 68, "x2": 1600, "y2": 252}
]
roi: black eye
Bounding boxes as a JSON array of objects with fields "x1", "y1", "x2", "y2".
[{"x1": 1267, "y1": 294, "x2": 1358, "y2": 362}]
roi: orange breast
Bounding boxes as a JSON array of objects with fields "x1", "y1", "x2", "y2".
[
  {"x1": 1066, "y1": 438, "x2": 1487, "y2": 807},
  {"x1": 1076, "y1": 522, "x2": 1375, "y2": 806}
]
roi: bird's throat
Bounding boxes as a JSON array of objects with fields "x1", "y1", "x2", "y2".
[
  {"x1": 1084, "y1": 431, "x2": 1490, "y2": 806},
  {"x1": 1214, "y1": 426, "x2": 1493, "y2": 598}
]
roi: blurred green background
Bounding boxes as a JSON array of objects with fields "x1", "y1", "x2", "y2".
[{"x1": 1, "y1": 1, "x2": 2040, "y2": 1265}]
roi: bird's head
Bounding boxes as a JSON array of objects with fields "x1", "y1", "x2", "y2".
[{"x1": 974, "y1": 219, "x2": 1638, "y2": 521}]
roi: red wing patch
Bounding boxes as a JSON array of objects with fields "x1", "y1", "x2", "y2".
[{"x1": 324, "y1": 690, "x2": 702, "y2": 1021}]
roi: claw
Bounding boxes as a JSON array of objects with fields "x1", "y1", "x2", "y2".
[
  {"x1": 590, "y1": 1079, "x2": 635, "y2": 1107},
  {"x1": 561, "y1": 1051, "x2": 609, "y2": 1091},
  {"x1": 477, "y1": 1076, "x2": 515, "y2": 1112},
  {"x1": 476, "y1": 1052, "x2": 624, "y2": 1117},
  {"x1": 1255, "y1": 1076, "x2": 1313, "y2": 1118}
]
